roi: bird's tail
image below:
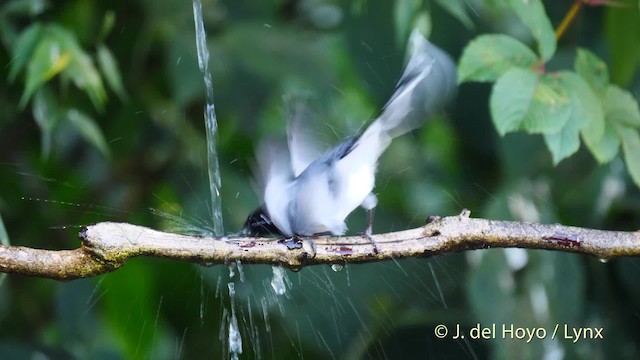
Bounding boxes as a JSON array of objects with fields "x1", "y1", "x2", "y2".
[{"x1": 375, "y1": 29, "x2": 457, "y2": 141}]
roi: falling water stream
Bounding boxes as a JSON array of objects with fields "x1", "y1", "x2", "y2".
[
  {"x1": 192, "y1": 1, "x2": 241, "y2": 358},
  {"x1": 192, "y1": 0, "x2": 223, "y2": 237}
]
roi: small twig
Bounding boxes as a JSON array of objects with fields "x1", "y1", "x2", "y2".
[
  {"x1": 555, "y1": 0, "x2": 584, "y2": 40},
  {"x1": 1, "y1": 210, "x2": 639, "y2": 280}
]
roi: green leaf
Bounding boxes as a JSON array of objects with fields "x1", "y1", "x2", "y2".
[
  {"x1": 490, "y1": 69, "x2": 571, "y2": 136},
  {"x1": 394, "y1": 0, "x2": 421, "y2": 47},
  {"x1": 8, "y1": 23, "x2": 43, "y2": 82},
  {"x1": 523, "y1": 74, "x2": 571, "y2": 133},
  {"x1": 556, "y1": 72, "x2": 605, "y2": 161},
  {"x1": 583, "y1": 84, "x2": 639, "y2": 164},
  {"x1": 575, "y1": 48, "x2": 609, "y2": 95},
  {"x1": 605, "y1": 0, "x2": 640, "y2": 86},
  {"x1": 559, "y1": 72, "x2": 603, "y2": 131},
  {"x1": 544, "y1": 118, "x2": 580, "y2": 165},
  {"x1": 17, "y1": 24, "x2": 108, "y2": 110},
  {"x1": 505, "y1": 0, "x2": 556, "y2": 61},
  {"x1": 587, "y1": 120, "x2": 620, "y2": 163},
  {"x1": 47, "y1": 25, "x2": 107, "y2": 111},
  {"x1": 543, "y1": 72, "x2": 601, "y2": 164},
  {"x1": 617, "y1": 126, "x2": 640, "y2": 188},
  {"x1": 99, "y1": 10, "x2": 116, "y2": 40},
  {"x1": 435, "y1": 0, "x2": 474, "y2": 29},
  {"x1": 604, "y1": 85, "x2": 640, "y2": 128},
  {"x1": 66, "y1": 52, "x2": 107, "y2": 111},
  {"x1": 1, "y1": 0, "x2": 47, "y2": 17},
  {"x1": 490, "y1": 68, "x2": 538, "y2": 135},
  {"x1": 458, "y1": 34, "x2": 538, "y2": 83},
  {"x1": 581, "y1": 117, "x2": 606, "y2": 162},
  {"x1": 66, "y1": 109, "x2": 110, "y2": 156},
  {"x1": 31, "y1": 88, "x2": 59, "y2": 158},
  {"x1": 19, "y1": 33, "x2": 72, "y2": 107},
  {"x1": 97, "y1": 44, "x2": 128, "y2": 101}
]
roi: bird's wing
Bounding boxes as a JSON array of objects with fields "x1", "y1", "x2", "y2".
[
  {"x1": 255, "y1": 138, "x2": 295, "y2": 236},
  {"x1": 284, "y1": 94, "x2": 326, "y2": 177}
]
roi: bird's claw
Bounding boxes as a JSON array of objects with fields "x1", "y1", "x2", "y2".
[{"x1": 358, "y1": 229, "x2": 379, "y2": 254}]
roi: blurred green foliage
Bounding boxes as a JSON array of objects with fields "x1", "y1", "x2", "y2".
[
  {"x1": 0, "y1": 0, "x2": 640, "y2": 359},
  {"x1": 459, "y1": 0, "x2": 640, "y2": 184}
]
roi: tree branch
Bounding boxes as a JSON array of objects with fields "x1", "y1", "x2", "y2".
[{"x1": 1, "y1": 211, "x2": 639, "y2": 280}]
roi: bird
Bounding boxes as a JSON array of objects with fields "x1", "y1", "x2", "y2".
[{"x1": 244, "y1": 29, "x2": 456, "y2": 252}]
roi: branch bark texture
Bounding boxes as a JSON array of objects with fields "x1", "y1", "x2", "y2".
[{"x1": 1, "y1": 212, "x2": 639, "y2": 280}]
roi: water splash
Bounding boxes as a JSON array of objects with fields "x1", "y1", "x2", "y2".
[
  {"x1": 429, "y1": 262, "x2": 447, "y2": 309},
  {"x1": 261, "y1": 298, "x2": 271, "y2": 334},
  {"x1": 200, "y1": 273, "x2": 205, "y2": 324},
  {"x1": 192, "y1": 0, "x2": 223, "y2": 236},
  {"x1": 149, "y1": 208, "x2": 214, "y2": 236},
  {"x1": 227, "y1": 282, "x2": 243, "y2": 359},
  {"x1": 236, "y1": 260, "x2": 246, "y2": 283},
  {"x1": 228, "y1": 262, "x2": 236, "y2": 279},
  {"x1": 270, "y1": 266, "x2": 287, "y2": 295},
  {"x1": 245, "y1": 297, "x2": 262, "y2": 359}
]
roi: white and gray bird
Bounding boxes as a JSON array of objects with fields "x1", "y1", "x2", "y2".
[{"x1": 244, "y1": 29, "x2": 456, "y2": 249}]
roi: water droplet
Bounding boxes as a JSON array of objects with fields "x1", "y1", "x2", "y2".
[
  {"x1": 289, "y1": 265, "x2": 302, "y2": 273},
  {"x1": 261, "y1": 297, "x2": 271, "y2": 334},
  {"x1": 214, "y1": 275, "x2": 221, "y2": 298},
  {"x1": 346, "y1": 263, "x2": 351, "y2": 287},
  {"x1": 330, "y1": 264, "x2": 343, "y2": 272},
  {"x1": 599, "y1": 258, "x2": 609, "y2": 264},
  {"x1": 199, "y1": 273, "x2": 205, "y2": 323},
  {"x1": 227, "y1": 282, "x2": 243, "y2": 357},
  {"x1": 236, "y1": 260, "x2": 245, "y2": 282},
  {"x1": 270, "y1": 266, "x2": 287, "y2": 295}
]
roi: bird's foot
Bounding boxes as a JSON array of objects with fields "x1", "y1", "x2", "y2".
[{"x1": 358, "y1": 228, "x2": 379, "y2": 254}]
